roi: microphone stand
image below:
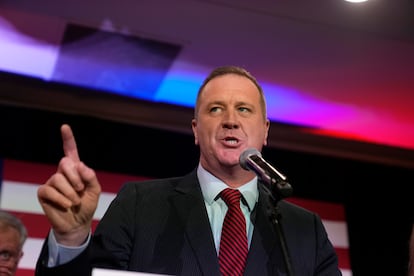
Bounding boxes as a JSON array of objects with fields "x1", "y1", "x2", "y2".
[{"x1": 261, "y1": 176, "x2": 294, "y2": 276}]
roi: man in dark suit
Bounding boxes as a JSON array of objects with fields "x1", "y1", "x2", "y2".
[{"x1": 35, "y1": 65, "x2": 341, "y2": 275}]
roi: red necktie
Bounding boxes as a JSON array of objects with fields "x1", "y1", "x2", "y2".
[{"x1": 218, "y1": 188, "x2": 248, "y2": 276}]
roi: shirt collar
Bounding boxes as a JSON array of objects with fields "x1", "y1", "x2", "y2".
[{"x1": 197, "y1": 163, "x2": 258, "y2": 211}]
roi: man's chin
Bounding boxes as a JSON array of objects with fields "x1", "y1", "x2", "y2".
[
  {"x1": 219, "y1": 149, "x2": 243, "y2": 161},
  {"x1": 218, "y1": 158, "x2": 242, "y2": 169}
]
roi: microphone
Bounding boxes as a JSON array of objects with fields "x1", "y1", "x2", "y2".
[{"x1": 239, "y1": 148, "x2": 293, "y2": 198}]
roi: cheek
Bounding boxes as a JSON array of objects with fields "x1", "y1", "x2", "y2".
[
  {"x1": 250, "y1": 125, "x2": 268, "y2": 145},
  {"x1": 194, "y1": 120, "x2": 214, "y2": 143},
  {"x1": 1, "y1": 260, "x2": 17, "y2": 270}
]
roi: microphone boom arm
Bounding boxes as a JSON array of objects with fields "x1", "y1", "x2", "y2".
[
  {"x1": 240, "y1": 148, "x2": 295, "y2": 276},
  {"x1": 245, "y1": 154, "x2": 293, "y2": 201}
]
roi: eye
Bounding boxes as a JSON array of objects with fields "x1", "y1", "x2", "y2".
[
  {"x1": 0, "y1": 251, "x2": 11, "y2": 261},
  {"x1": 210, "y1": 106, "x2": 222, "y2": 113},
  {"x1": 238, "y1": 106, "x2": 250, "y2": 113}
]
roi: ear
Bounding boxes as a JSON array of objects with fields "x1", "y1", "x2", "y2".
[
  {"x1": 191, "y1": 119, "x2": 199, "y2": 145},
  {"x1": 263, "y1": 119, "x2": 270, "y2": 146}
]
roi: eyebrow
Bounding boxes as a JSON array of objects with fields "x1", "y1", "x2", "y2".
[{"x1": 207, "y1": 100, "x2": 254, "y2": 107}]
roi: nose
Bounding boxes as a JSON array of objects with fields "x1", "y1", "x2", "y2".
[{"x1": 222, "y1": 110, "x2": 239, "y2": 129}]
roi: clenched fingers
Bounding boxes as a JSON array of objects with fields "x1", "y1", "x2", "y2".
[{"x1": 38, "y1": 173, "x2": 82, "y2": 209}]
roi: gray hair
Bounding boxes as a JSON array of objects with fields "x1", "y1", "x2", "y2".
[{"x1": 0, "y1": 210, "x2": 28, "y2": 248}]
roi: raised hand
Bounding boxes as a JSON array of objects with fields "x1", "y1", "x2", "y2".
[{"x1": 37, "y1": 124, "x2": 101, "y2": 246}]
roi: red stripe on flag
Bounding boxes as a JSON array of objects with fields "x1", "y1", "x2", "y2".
[
  {"x1": 3, "y1": 159, "x2": 151, "y2": 194},
  {"x1": 7, "y1": 211, "x2": 54, "y2": 239},
  {"x1": 3, "y1": 159, "x2": 56, "y2": 184},
  {"x1": 92, "y1": 219, "x2": 99, "y2": 232},
  {"x1": 95, "y1": 170, "x2": 151, "y2": 194},
  {"x1": 15, "y1": 268, "x2": 35, "y2": 276},
  {"x1": 286, "y1": 197, "x2": 346, "y2": 221},
  {"x1": 335, "y1": 247, "x2": 351, "y2": 269}
]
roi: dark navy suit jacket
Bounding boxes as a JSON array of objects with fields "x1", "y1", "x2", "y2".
[{"x1": 36, "y1": 169, "x2": 341, "y2": 276}]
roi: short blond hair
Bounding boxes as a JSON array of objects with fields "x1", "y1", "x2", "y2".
[{"x1": 194, "y1": 65, "x2": 267, "y2": 121}]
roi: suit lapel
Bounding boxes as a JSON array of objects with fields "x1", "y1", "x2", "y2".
[
  {"x1": 171, "y1": 171, "x2": 221, "y2": 275},
  {"x1": 244, "y1": 185, "x2": 282, "y2": 276}
]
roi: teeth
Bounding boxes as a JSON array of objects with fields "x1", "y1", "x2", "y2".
[{"x1": 226, "y1": 139, "x2": 237, "y2": 144}]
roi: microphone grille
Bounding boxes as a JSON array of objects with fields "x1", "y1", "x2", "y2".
[{"x1": 239, "y1": 148, "x2": 261, "y2": 170}]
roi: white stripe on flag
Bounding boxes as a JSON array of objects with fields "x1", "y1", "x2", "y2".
[
  {"x1": 19, "y1": 238, "x2": 44, "y2": 270},
  {"x1": 0, "y1": 181, "x2": 43, "y2": 214},
  {"x1": 322, "y1": 220, "x2": 349, "y2": 248},
  {"x1": 0, "y1": 180, "x2": 116, "y2": 219}
]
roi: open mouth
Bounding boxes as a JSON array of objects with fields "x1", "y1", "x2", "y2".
[{"x1": 224, "y1": 137, "x2": 239, "y2": 145}]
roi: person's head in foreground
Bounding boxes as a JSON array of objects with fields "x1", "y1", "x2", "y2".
[{"x1": 0, "y1": 210, "x2": 27, "y2": 276}]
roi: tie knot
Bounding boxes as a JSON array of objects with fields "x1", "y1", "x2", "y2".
[{"x1": 220, "y1": 188, "x2": 241, "y2": 207}]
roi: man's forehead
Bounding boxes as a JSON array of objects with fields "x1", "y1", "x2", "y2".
[
  {"x1": 202, "y1": 77, "x2": 259, "y2": 98},
  {"x1": 0, "y1": 227, "x2": 20, "y2": 238}
]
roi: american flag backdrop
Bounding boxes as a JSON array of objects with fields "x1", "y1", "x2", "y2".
[{"x1": 0, "y1": 159, "x2": 352, "y2": 276}]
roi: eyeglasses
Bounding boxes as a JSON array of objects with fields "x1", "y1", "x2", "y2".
[{"x1": 0, "y1": 250, "x2": 20, "y2": 262}]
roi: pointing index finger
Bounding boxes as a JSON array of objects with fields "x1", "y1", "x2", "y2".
[{"x1": 61, "y1": 124, "x2": 80, "y2": 162}]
